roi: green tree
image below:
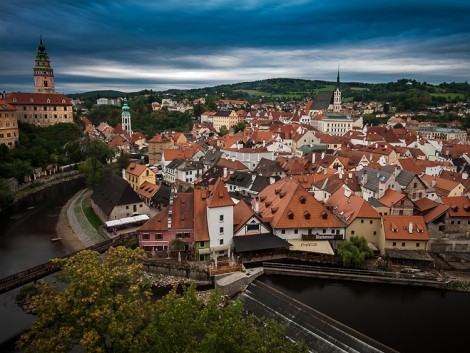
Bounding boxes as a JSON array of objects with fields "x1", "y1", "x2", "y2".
[
  {"x1": 17, "y1": 246, "x2": 307, "y2": 353},
  {"x1": 17, "y1": 247, "x2": 153, "y2": 353},
  {"x1": 116, "y1": 150, "x2": 131, "y2": 172},
  {"x1": 233, "y1": 121, "x2": 247, "y2": 133},
  {"x1": 337, "y1": 236, "x2": 374, "y2": 268},
  {"x1": 219, "y1": 125, "x2": 229, "y2": 136},
  {"x1": 79, "y1": 139, "x2": 113, "y2": 187}
]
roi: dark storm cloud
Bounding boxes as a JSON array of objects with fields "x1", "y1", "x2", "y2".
[{"x1": 1, "y1": 0, "x2": 469, "y2": 93}]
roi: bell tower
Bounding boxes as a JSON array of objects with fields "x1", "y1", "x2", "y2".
[
  {"x1": 121, "y1": 98, "x2": 132, "y2": 136},
  {"x1": 333, "y1": 66, "x2": 342, "y2": 112},
  {"x1": 33, "y1": 36, "x2": 55, "y2": 93}
]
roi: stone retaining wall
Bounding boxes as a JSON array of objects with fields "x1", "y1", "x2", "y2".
[{"x1": 143, "y1": 262, "x2": 212, "y2": 282}]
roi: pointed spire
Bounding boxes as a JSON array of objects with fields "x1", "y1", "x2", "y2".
[{"x1": 336, "y1": 65, "x2": 340, "y2": 89}]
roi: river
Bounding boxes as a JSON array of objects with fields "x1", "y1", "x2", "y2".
[
  {"x1": 0, "y1": 179, "x2": 85, "y2": 351},
  {"x1": 258, "y1": 274, "x2": 469, "y2": 353},
  {"x1": 1, "y1": 179, "x2": 469, "y2": 352}
]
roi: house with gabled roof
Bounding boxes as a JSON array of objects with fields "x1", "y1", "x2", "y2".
[
  {"x1": 125, "y1": 162, "x2": 156, "y2": 190},
  {"x1": 254, "y1": 158, "x2": 286, "y2": 178},
  {"x1": 91, "y1": 171, "x2": 150, "y2": 221},
  {"x1": 312, "y1": 171, "x2": 361, "y2": 202},
  {"x1": 440, "y1": 196, "x2": 470, "y2": 236},
  {"x1": 381, "y1": 165, "x2": 428, "y2": 201},
  {"x1": 378, "y1": 189, "x2": 414, "y2": 216},
  {"x1": 379, "y1": 215, "x2": 430, "y2": 257},
  {"x1": 231, "y1": 199, "x2": 290, "y2": 260},
  {"x1": 193, "y1": 179, "x2": 236, "y2": 261},
  {"x1": 220, "y1": 146, "x2": 274, "y2": 171},
  {"x1": 147, "y1": 133, "x2": 173, "y2": 165},
  {"x1": 421, "y1": 175, "x2": 466, "y2": 198},
  {"x1": 137, "y1": 192, "x2": 194, "y2": 254},
  {"x1": 326, "y1": 188, "x2": 381, "y2": 248},
  {"x1": 253, "y1": 178, "x2": 346, "y2": 250},
  {"x1": 357, "y1": 167, "x2": 396, "y2": 201},
  {"x1": 135, "y1": 181, "x2": 159, "y2": 207}
]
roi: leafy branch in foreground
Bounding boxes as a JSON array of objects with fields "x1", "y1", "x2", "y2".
[{"x1": 17, "y1": 246, "x2": 306, "y2": 353}]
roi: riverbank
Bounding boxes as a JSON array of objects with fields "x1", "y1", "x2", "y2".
[{"x1": 55, "y1": 189, "x2": 86, "y2": 253}]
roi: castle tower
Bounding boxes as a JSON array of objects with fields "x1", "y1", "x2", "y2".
[
  {"x1": 333, "y1": 66, "x2": 342, "y2": 112},
  {"x1": 33, "y1": 36, "x2": 55, "y2": 93},
  {"x1": 121, "y1": 98, "x2": 132, "y2": 136}
]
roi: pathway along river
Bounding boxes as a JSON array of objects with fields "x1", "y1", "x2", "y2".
[{"x1": 1, "y1": 179, "x2": 469, "y2": 352}]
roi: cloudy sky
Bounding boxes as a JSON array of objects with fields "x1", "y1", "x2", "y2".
[{"x1": 1, "y1": 0, "x2": 470, "y2": 94}]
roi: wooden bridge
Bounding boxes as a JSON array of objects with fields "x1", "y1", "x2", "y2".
[{"x1": 0, "y1": 232, "x2": 137, "y2": 294}]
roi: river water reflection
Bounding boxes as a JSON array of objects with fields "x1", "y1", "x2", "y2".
[
  {"x1": 259, "y1": 274, "x2": 469, "y2": 353},
  {"x1": 0, "y1": 179, "x2": 84, "y2": 351}
]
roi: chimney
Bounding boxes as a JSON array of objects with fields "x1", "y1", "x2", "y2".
[
  {"x1": 431, "y1": 179, "x2": 436, "y2": 187},
  {"x1": 254, "y1": 198, "x2": 260, "y2": 213},
  {"x1": 312, "y1": 153, "x2": 316, "y2": 164},
  {"x1": 462, "y1": 172, "x2": 468, "y2": 180},
  {"x1": 321, "y1": 151, "x2": 325, "y2": 160},
  {"x1": 408, "y1": 222, "x2": 413, "y2": 234},
  {"x1": 223, "y1": 167, "x2": 228, "y2": 178}
]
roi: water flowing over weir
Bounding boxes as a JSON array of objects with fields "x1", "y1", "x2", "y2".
[{"x1": 241, "y1": 280, "x2": 398, "y2": 353}]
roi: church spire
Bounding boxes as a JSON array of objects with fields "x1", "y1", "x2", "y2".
[
  {"x1": 33, "y1": 36, "x2": 55, "y2": 93},
  {"x1": 333, "y1": 66, "x2": 341, "y2": 112},
  {"x1": 336, "y1": 65, "x2": 340, "y2": 89}
]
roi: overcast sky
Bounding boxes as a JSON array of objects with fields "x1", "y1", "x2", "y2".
[{"x1": 1, "y1": 0, "x2": 470, "y2": 94}]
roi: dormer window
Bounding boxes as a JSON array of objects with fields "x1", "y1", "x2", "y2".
[
  {"x1": 299, "y1": 196, "x2": 306, "y2": 204},
  {"x1": 321, "y1": 210, "x2": 328, "y2": 219},
  {"x1": 30, "y1": 98, "x2": 34, "y2": 103},
  {"x1": 304, "y1": 211, "x2": 311, "y2": 220},
  {"x1": 287, "y1": 211, "x2": 294, "y2": 220}
]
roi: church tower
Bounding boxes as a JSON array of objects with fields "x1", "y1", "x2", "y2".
[
  {"x1": 333, "y1": 67, "x2": 342, "y2": 112},
  {"x1": 33, "y1": 36, "x2": 55, "y2": 93},
  {"x1": 121, "y1": 98, "x2": 132, "y2": 136}
]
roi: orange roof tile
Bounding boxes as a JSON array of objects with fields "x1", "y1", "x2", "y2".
[
  {"x1": 326, "y1": 188, "x2": 380, "y2": 225},
  {"x1": 255, "y1": 178, "x2": 345, "y2": 229},
  {"x1": 171, "y1": 193, "x2": 194, "y2": 230},
  {"x1": 378, "y1": 189, "x2": 406, "y2": 207},
  {"x1": 441, "y1": 196, "x2": 470, "y2": 217},
  {"x1": 382, "y1": 216, "x2": 429, "y2": 241},
  {"x1": 193, "y1": 189, "x2": 209, "y2": 241},
  {"x1": 206, "y1": 178, "x2": 234, "y2": 208}
]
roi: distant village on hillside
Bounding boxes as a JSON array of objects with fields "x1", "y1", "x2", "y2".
[{"x1": 2, "y1": 37, "x2": 470, "y2": 270}]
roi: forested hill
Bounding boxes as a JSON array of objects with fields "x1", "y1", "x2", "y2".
[{"x1": 68, "y1": 78, "x2": 470, "y2": 109}]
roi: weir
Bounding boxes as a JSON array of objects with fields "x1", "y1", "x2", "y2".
[{"x1": 241, "y1": 280, "x2": 398, "y2": 353}]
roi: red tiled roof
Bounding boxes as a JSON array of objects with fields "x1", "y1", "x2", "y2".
[
  {"x1": 441, "y1": 196, "x2": 470, "y2": 217},
  {"x1": 255, "y1": 178, "x2": 345, "y2": 229},
  {"x1": 171, "y1": 193, "x2": 194, "y2": 230},
  {"x1": 382, "y1": 216, "x2": 429, "y2": 241},
  {"x1": 206, "y1": 178, "x2": 234, "y2": 208},
  {"x1": 193, "y1": 189, "x2": 209, "y2": 241},
  {"x1": 6, "y1": 92, "x2": 72, "y2": 106}
]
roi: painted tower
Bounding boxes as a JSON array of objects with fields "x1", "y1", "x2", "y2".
[
  {"x1": 333, "y1": 67, "x2": 342, "y2": 112},
  {"x1": 33, "y1": 37, "x2": 55, "y2": 93},
  {"x1": 121, "y1": 98, "x2": 132, "y2": 136}
]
